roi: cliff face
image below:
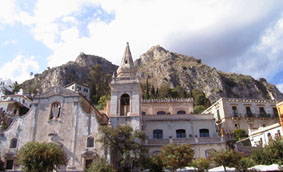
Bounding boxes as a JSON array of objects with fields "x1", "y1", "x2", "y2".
[
  {"x1": 21, "y1": 46, "x2": 283, "y2": 102},
  {"x1": 21, "y1": 53, "x2": 118, "y2": 93},
  {"x1": 135, "y1": 45, "x2": 283, "y2": 102}
]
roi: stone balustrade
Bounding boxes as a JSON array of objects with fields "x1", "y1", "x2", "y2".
[
  {"x1": 145, "y1": 137, "x2": 224, "y2": 145},
  {"x1": 142, "y1": 114, "x2": 213, "y2": 121}
]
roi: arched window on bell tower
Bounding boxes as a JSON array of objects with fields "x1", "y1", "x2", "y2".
[{"x1": 120, "y1": 94, "x2": 130, "y2": 116}]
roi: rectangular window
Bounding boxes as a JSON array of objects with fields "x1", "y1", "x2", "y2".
[
  {"x1": 77, "y1": 86, "x2": 81, "y2": 91},
  {"x1": 246, "y1": 107, "x2": 252, "y2": 117},
  {"x1": 83, "y1": 88, "x2": 89, "y2": 93},
  {"x1": 217, "y1": 110, "x2": 221, "y2": 120},
  {"x1": 232, "y1": 106, "x2": 238, "y2": 116},
  {"x1": 259, "y1": 107, "x2": 266, "y2": 114},
  {"x1": 6, "y1": 160, "x2": 13, "y2": 170},
  {"x1": 273, "y1": 107, "x2": 278, "y2": 116}
]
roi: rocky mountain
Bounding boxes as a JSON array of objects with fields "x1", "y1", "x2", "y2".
[
  {"x1": 21, "y1": 53, "x2": 118, "y2": 94},
  {"x1": 135, "y1": 45, "x2": 283, "y2": 102},
  {"x1": 21, "y1": 46, "x2": 283, "y2": 103}
]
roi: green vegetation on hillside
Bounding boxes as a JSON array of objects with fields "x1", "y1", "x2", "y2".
[{"x1": 88, "y1": 64, "x2": 111, "y2": 107}]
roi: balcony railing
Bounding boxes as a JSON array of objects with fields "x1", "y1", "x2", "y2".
[
  {"x1": 258, "y1": 113, "x2": 272, "y2": 118},
  {"x1": 245, "y1": 113, "x2": 255, "y2": 118},
  {"x1": 145, "y1": 137, "x2": 224, "y2": 145}
]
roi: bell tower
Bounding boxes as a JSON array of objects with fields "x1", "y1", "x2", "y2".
[{"x1": 109, "y1": 43, "x2": 141, "y2": 117}]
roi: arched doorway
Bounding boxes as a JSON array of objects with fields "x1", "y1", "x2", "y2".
[{"x1": 120, "y1": 94, "x2": 130, "y2": 116}]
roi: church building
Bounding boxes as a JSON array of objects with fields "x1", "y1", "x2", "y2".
[{"x1": 108, "y1": 43, "x2": 226, "y2": 157}]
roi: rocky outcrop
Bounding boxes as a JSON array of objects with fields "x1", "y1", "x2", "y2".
[
  {"x1": 21, "y1": 53, "x2": 118, "y2": 93},
  {"x1": 21, "y1": 46, "x2": 283, "y2": 103},
  {"x1": 135, "y1": 45, "x2": 283, "y2": 102}
]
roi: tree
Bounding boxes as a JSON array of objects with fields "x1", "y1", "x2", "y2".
[
  {"x1": 89, "y1": 64, "x2": 112, "y2": 105},
  {"x1": 143, "y1": 154, "x2": 164, "y2": 172},
  {"x1": 97, "y1": 95, "x2": 110, "y2": 110},
  {"x1": 17, "y1": 142, "x2": 68, "y2": 172},
  {"x1": 159, "y1": 144, "x2": 194, "y2": 171},
  {"x1": 99, "y1": 125, "x2": 147, "y2": 172},
  {"x1": 191, "y1": 89, "x2": 210, "y2": 107},
  {"x1": 191, "y1": 158, "x2": 210, "y2": 172},
  {"x1": 87, "y1": 158, "x2": 116, "y2": 172},
  {"x1": 251, "y1": 138, "x2": 283, "y2": 165},
  {"x1": 158, "y1": 83, "x2": 171, "y2": 98},
  {"x1": 211, "y1": 150, "x2": 242, "y2": 172},
  {"x1": 235, "y1": 157, "x2": 255, "y2": 172},
  {"x1": 12, "y1": 81, "x2": 21, "y2": 94},
  {"x1": 193, "y1": 105, "x2": 206, "y2": 114},
  {"x1": 233, "y1": 129, "x2": 248, "y2": 141}
]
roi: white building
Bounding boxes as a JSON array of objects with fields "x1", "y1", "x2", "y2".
[
  {"x1": 0, "y1": 87, "x2": 107, "y2": 171},
  {"x1": 202, "y1": 98, "x2": 278, "y2": 137},
  {"x1": 249, "y1": 123, "x2": 283, "y2": 147},
  {"x1": 65, "y1": 82, "x2": 90, "y2": 100}
]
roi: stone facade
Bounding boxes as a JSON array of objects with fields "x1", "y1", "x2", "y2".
[
  {"x1": 202, "y1": 98, "x2": 279, "y2": 136},
  {"x1": 141, "y1": 98, "x2": 193, "y2": 115},
  {"x1": 0, "y1": 87, "x2": 107, "y2": 171}
]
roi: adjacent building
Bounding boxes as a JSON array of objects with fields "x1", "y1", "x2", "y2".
[
  {"x1": 202, "y1": 98, "x2": 278, "y2": 137},
  {"x1": 248, "y1": 123, "x2": 282, "y2": 147},
  {"x1": 0, "y1": 87, "x2": 107, "y2": 171},
  {"x1": 65, "y1": 82, "x2": 91, "y2": 100},
  {"x1": 277, "y1": 101, "x2": 283, "y2": 128}
]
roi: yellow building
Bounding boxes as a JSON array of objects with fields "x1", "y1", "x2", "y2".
[{"x1": 277, "y1": 101, "x2": 283, "y2": 127}]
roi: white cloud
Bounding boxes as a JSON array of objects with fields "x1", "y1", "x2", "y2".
[
  {"x1": 1, "y1": 40, "x2": 17, "y2": 46},
  {"x1": 26, "y1": 0, "x2": 283, "y2": 69},
  {"x1": 277, "y1": 84, "x2": 283, "y2": 93},
  {"x1": 1, "y1": 0, "x2": 283, "y2": 85},
  {"x1": 0, "y1": 55, "x2": 40, "y2": 83},
  {"x1": 233, "y1": 16, "x2": 283, "y2": 79},
  {"x1": 0, "y1": 0, "x2": 33, "y2": 25}
]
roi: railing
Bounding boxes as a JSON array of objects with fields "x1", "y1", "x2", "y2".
[
  {"x1": 145, "y1": 137, "x2": 223, "y2": 145},
  {"x1": 142, "y1": 114, "x2": 213, "y2": 121},
  {"x1": 245, "y1": 113, "x2": 255, "y2": 118},
  {"x1": 258, "y1": 113, "x2": 272, "y2": 118}
]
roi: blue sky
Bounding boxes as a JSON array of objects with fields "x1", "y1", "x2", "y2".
[{"x1": 0, "y1": 0, "x2": 282, "y2": 92}]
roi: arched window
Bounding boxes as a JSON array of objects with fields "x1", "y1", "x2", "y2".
[
  {"x1": 199, "y1": 129, "x2": 210, "y2": 137},
  {"x1": 50, "y1": 102, "x2": 61, "y2": 119},
  {"x1": 176, "y1": 129, "x2": 186, "y2": 138},
  {"x1": 153, "y1": 129, "x2": 163, "y2": 139},
  {"x1": 177, "y1": 110, "x2": 186, "y2": 115},
  {"x1": 87, "y1": 136, "x2": 94, "y2": 147},
  {"x1": 120, "y1": 94, "x2": 130, "y2": 116},
  {"x1": 10, "y1": 138, "x2": 17, "y2": 148},
  {"x1": 157, "y1": 111, "x2": 166, "y2": 115}
]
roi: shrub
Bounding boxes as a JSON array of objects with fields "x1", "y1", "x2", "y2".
[{"x1": 87, "y1": 158, "x2": 116, "y2": 172}]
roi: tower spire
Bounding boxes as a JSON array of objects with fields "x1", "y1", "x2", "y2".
[
  {"x1": 116, "y1": 42, "x2": 136, "y2": 78},
  {"x1": 121, "y1": 42, "x2": 134, "y2": 67}
]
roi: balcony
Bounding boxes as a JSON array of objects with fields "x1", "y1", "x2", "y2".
[
  {"x1": 232, "y1": 113, "x2": 241, "y2": 120},
  {"x1": 245, "y1": 113, "x2": 255, "y2": 118},
  {"x1": 258, "y1": 113, "x2": 272, "y2": 118},
  {"x1": 145, "y1": 137, "x2": 224, "y2": 145},
  {"x1": 142, "y1": 114, "x2": 213, "y2": 121}
]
